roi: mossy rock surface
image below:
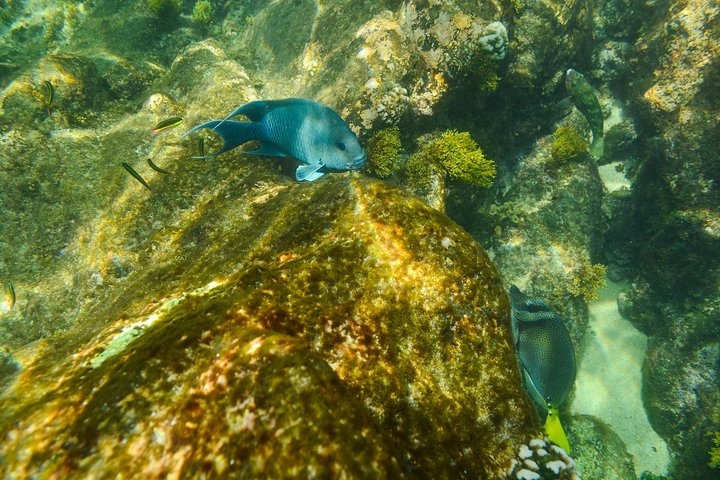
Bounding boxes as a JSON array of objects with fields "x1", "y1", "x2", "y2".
[{"x1": 0, "y1": 175, "x2": 535, "y2": 478}]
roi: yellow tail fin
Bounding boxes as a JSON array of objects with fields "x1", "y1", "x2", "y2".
[{"x1": 545, "y1": 407, "x2": 571, "y2": 453}]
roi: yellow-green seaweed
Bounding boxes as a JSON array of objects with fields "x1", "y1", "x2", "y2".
[
  {"x1": 550, "y1": 125, "x2": 589, "y2": 165},
  {"x1": 568, "y1": 259, "x2": 606, "y2": 301},
  {"x1": 365, "y1": 126, "x2": 403, "y2": 178},
  {"x1": 710, "y1": 431, "x2": 720, "y2": 468},
  {"x1": 191, "y1": 0, "x2": 215, "y2": 29},
  {"x1": 414, "y1": 130, "x2": 496, "y2": 188}
]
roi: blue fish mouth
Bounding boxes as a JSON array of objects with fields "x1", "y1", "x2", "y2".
[{"x1": 352, "y1": 153, "x2": 367, "y2": 169}]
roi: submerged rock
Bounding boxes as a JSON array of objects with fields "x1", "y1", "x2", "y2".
[{"x1": 0, "y1": 174, "x2": 536, "y2": 478}]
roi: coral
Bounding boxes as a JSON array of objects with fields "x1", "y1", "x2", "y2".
[
  {"x1": 191, "y1": 0, "x2": 215, "y2": 29},
  {"x1": 415, "y1": 130, "x2": 496, "y2": 188},
  {"x1": 478, "y1": 21, "x2": 509, "y2": 60},
  {"x1": 710, "y1": 431, "x2": 720, "y2": 468},
  {"x1": 365, "y1": 126, "x2": 404, "y2": 178},
  {"x1": 568, "y1": 259, "x2": 606, "y2": 301},
  {"x1": 147, "y1": 0, "x2": 181, "y2": 28},
  {"x1": 506, "y1": 437, "x2": 581, "y2": 479},
  {"x1": 550, "y1": 126, "x2": 589, "y2": 166}
]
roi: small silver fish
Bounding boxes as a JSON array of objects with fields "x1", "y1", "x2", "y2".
[{"x1": 183, "y1": 98, "x2": 366, "y2": 181}]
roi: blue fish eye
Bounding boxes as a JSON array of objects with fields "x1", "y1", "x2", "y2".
[{"x1": 337, "y1": 142, "x2": 346, "y2": 151}]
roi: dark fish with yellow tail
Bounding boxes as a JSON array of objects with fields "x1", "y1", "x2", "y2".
[
  {"x1": 509, "y1": 285, "x2": 576, "y2": 453},
  {"x1": 122, "y1": 162, "x2": 151, "y2": 190}
]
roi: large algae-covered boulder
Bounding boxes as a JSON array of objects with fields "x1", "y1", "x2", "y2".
[{"x1": 0, "y1": 172, "x2": 536, "y2": 478}]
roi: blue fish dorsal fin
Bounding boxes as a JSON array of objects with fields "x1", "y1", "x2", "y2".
[
  {"x1": 296, "y1": 164, "x2": 325, "y2": 181},
  {"x1": 210, "y1": 100, "x2": 272, "y2": 132},
  {"x1": 233, "y1": 100, "x2": 273, "y2": 121}
]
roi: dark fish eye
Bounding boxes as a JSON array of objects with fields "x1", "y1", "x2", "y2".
[{"x1": 337, "y1": 142, "x2": 346, "y2": 151}]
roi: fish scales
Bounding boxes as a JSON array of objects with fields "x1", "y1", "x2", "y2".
[{"x1": 519, "y1": 319, "x2": 576, "y2": 405}]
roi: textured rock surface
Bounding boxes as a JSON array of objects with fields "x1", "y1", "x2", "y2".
[
  {"x1": 0, "y1": 173, "x2": 536, "y2": 478},
  {"x1": 567, "y1": 415, "x2": 637, "y2": 480},
  {"x1": 468, "y1": 123, "x2": 606, "y2": 344},
  {"x1": 618, "y1": 0, "x2": 720, "y2": 478}
]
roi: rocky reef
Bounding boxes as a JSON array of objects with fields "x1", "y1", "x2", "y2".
[
  {"x1": 1, "y1": 0, "x2": 719, "y2": 478},
  {"x1": 0, "y1": 8, "x2": 539, "y2": 476}
]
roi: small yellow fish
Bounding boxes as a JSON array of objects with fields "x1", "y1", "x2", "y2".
[{"x1": 151, "y1": 116, "x2": 183, "y2": 135}]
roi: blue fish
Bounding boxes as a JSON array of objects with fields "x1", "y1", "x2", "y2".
[{"x1": 182, "y1": 98, "x2": 366, "y2": 181}]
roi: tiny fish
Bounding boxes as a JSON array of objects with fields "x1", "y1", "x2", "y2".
[
  {"x1": 147, "y1": 158, "x2": 172, "y2": 174},
  {"x1": 197, "y1": 136, "x2": 205, "y2": 157},
  {"x1": 182, "y1": 98, "x2": 366, "y2": 181},
  {"x1": 122, "y1": 162, "x2": 151, "y2": 190},
  {"x1": 2, "y1": 282, "x2": 15, "y2": 311},
  {"x1": 43, "y1": 80, "x2": 54, "y2": 113},
  {"x1": 151, "y1": 116, "x2": 183, "y2": 135}
]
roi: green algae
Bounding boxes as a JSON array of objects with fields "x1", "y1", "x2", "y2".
[
  {"x1": 550, "y1": 125, "x2": 589, "y2": 166},
  {"x1": 710, "y1": 432, "x2": 720, "y2": 468},
  {"x1": 409, "y1": 130, "x2": 496, "y2": 188},
  {"x1": 147, "y1": 0, "x2": 181, "y2": 29},
  {"x1": 568, "y1": 260, "x2": 607, "y2": 302},
  {"x1": 191, "y1": 0, "x2": 215, "y2": 30},
  {"x1": 365, "y1": 126, "x2": 404, "y2": 178}
]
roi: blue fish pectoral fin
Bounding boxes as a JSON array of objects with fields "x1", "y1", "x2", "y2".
[
  {"x1": 182, "y1": 120, "x2": 257, "y2": 158},
  {"x1": 296, "y1": 164, "x2": 325, "y2": 182},
  {"x1": 545, "y1": 407, "x2": 571, "y2": 454}
]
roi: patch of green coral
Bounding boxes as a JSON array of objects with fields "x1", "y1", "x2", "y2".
[
  {"x1": 568, "y1": 259, "x2": 606, "y2": 301},
  {"x1": 710, "y1": 431, "x2": 720, "y2": 468},
  {"x1": 411, "y1": 130, "x2": 496, "y2": 188},
  {"x1": 550, "y1": 125, "x2": 589, "y2": 166},
  {"x1": 365, "y1": 126, "x2": 404, "y2": 178}
]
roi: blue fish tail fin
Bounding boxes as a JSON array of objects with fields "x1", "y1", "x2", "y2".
[{"x1": 182, "y1": 120, "x2": 259, "y2": 158}]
